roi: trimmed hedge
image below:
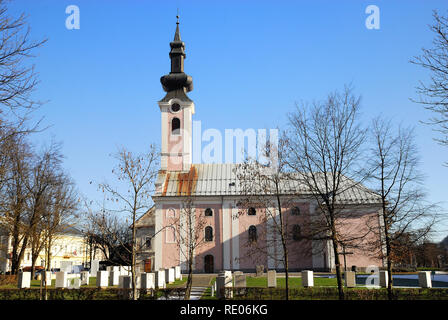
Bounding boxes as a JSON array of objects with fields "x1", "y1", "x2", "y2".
[
  {"x1": 1, "y1": 286, "x2": 447, "y2": 300},
  {"x1": 227, "y1": 287, "x2": 448, "y2": 300}
]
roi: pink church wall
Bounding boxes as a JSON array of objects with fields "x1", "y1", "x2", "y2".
[
  {"x1": 166, "y1": 110, "x2": 184, "y2": 171},
  {"x1": 284, "y1": 203, "x2": 313, "y2": 269},
  {"x1": 191, "y1": 204, "x2": 223, "y2": 272},
  {"x1": 237, "y1": 203, "x2": 313, "y2": 270},
  {"x1": 335, "y1": 209, "x2": 383, "y2": 269},
  {"x1": 159, "y1": 201, "x2": 383, "y2": 272},
  {"x1": 161, "y1": 203, "x2": 224, "y2": 272},
  {"x1": 238, "y1": 207, "x2": 268, "y2": 269},
  {"x1": 161, "y1": 204, "x2": 181, "y2": 268}
]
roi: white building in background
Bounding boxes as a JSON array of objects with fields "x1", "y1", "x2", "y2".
[{"x1": 0, "y1": 226, "x2": 98, "y2": 273}]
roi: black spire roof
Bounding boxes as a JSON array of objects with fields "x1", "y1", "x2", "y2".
[{"x1": 160, "y1": 16, "x2": 193, "y2": 102}]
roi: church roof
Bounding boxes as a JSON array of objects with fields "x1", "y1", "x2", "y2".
[
  {"x1": 153, "y1": 163, "x2": 381, "y2": 205},
  {"x1": 135, "y1": 205, "x2": 155, "y2": 228}
]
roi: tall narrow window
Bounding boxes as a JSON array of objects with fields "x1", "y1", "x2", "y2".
[
  {"x1": 166, "y1": 226, "x2": 176, "y2": 243},
  {"x1": 248, "y1": 207, "x2": 256, "y2": 216},
  {"x1": 248, "y1": 225, "x2": 257, "y2": 242},
  {"x1": 172, "y1": 117, "x2": 180, "y2": 135},
  {"x1": 205, "y1": 208, "x2": 213, "y2": 217},
  {"x1": 166, "y1": 208, "x2": 176, "y2": 219},
  {"x1": 292, "y1": 224, "x2": 301, "y2": 241},
  {"x1": 145, "y1": 236, "x2": 152, "y2": 248},
  {"x1": 205, "y1": 226, "x2": 213, "y2": 242},
  {"x1": 291, "y1": 206, "x2": 301, "y2": 215}
]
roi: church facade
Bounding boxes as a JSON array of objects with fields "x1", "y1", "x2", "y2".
[{"x1": 150, "y1": 20, "x2": 385, "y2": 273}]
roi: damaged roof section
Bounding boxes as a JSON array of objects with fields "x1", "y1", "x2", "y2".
[
  {"x1": 158, "y1": 165, "x2": 198, "y2": 197},
  {"x1": 155, "y1": 163, "x2": 238, "y2": 197}
]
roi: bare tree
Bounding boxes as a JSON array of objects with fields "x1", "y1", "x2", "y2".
[
  {"x1": 170, "y1": 197, "x2": 208, "y2": 300},
  {"x1": 411, "y1": 10, "x2": 448, "y2": 162},
  {"x1": 99, "y1": 145, "x2": 159, "y2": 300},
  {"x1": 0, "y1": 0, "x2": 46, "y2": 114},
  {"x1": 0, "y1": 137, "x2": 79, "y2": 279},
  {"x1": 0, "y1": 134, "x2": 32, "y2": 274},
  {"x1": 83, "y1": 204, "x2": 132, "y2": 266},
  {"x1": 367, "y1": 117, "x2": 438, "y2": 299},
  {"x1": 0, "y1": 1, "x2": 47, "y2": 146},
  {"x1": 235, "y1": 139, "x2": 302, "y2": 300},
  {"x1": 284, "y1": 87, "x2": 367, "y2": 300},
  {"x1": 25, "y1": 142, "x2": 65, "y2": 279},
  {"x1": 38, "y1": 174, "x2": 78, "y2": 300}
]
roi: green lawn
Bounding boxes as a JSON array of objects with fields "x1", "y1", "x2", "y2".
[
  {"x1": 166, "y1": 278, "x2": 188, "y2": 288},
  {"x1": 246, "y1": 276, "x2": 340, "y2": 288}
]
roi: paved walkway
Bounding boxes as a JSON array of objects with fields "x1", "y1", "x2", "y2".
[
  {"x1": 157, "y1": 275, "x2": 213, "y2": 300},
  {"x1": 191, "y1": 274, "x2": 214, "y2": 287},
  {"x1": 157, "y1": 286, "x2": 207, "y2": 300}
]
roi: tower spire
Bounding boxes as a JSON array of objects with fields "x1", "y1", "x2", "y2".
[
  {"x1": 174, "y1": 12, "x2": 181, "y2": 42},
  {"x1": 160, "y1": 15, "x2": 193, "y2": 102}
]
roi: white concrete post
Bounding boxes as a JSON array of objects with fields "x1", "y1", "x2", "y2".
[
  {"x1": 155, "y1": 270, "x2": 166, "y2": 288},
  {"x1": 96, "y1": 271, "x2": 109, "y2": 288},
  {"x1": 175, "y1": 266, "x2": 181, "y2": 280},
  {"x1": 140, "y1": 273, "x2": 155, "y2": 290},
  {"x1": 301, "y1": 270, "x2": 314, "y2": 287},
  {"x1": 80, "y1": 271, "x2": 90, "y2": 285},
  {"x1": 109, "y1": 271, "x2": 120, "y2": 286},
  {"x1": 17, "y1": 272, "x2": 31, "y2": 289},
  {"x1": 267, "y1": 270, "x2": 277, "y2": 288},
  {"x1": 55, "y1": 272, "x2": 68, "y2": 288},
  {"x1": 345, "y1": 271, "x2": 356, "y2": 288},
  {"x1": 379, "y1": 270, "x2": 388, "y2": 288},
  {"x1": 418, "y1": 271, "x2": 432, "y2": 288}
]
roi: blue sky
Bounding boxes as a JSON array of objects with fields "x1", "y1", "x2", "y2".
[{"x1": 7, "y1": 0, "x2": 448, "y2": 240}]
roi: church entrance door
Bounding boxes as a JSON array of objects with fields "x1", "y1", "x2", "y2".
[{"x1": 204, "y1": 255, "x2": 214, "y2": 273}]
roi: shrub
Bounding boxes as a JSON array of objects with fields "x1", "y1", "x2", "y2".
[{"x1": 0, "y1": 275, "x2": 17, "y2": 286}]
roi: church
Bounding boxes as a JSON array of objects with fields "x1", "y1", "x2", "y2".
[{"x1": 141, "y1": 19, "x2": 385, "y2": 274}]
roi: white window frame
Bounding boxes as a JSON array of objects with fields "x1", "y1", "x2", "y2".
[
  {"x1": 166, "y1": 207, "x2": 176, "y2": 219},
  {"x1": 165, "y1": 226, "x2": 176, "y2": 244}
]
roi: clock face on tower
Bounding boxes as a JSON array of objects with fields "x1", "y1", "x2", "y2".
[{"x1": 171, "y1": 103, "x2": 181, "y2": 113}]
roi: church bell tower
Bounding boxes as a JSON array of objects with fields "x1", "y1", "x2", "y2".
[{"x1": 158, "y1": 16, "x2": 194, "y2": 172}]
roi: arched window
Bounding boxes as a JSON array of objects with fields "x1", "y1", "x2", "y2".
[
  {"x1": 166, "y1": 208, "x2": 176, "y2": 219},
  {"x1": 166, "y1": 226, "x2": 176, "y2": 243},
  {"x1": 205, "y1": 226, "x2": 213, "y2": 242},
  {"x1": 172, "y1": 117, "x2": 180, "y2": 135},
  {"x1": 205, "y1": 208, "x2": 213, "y2": 217},
  {"x1": 291, "y1": 206, "x2": 300, "y2": 215},
  {"x1": 248, "y1": 225, "x2": 257, "y2": 242},
  {"x1": 292, "y1": 224, "x2": 301, "y2": 241},
  {"x1": 248, "y1": 207, "x2": 256, "y2": 216}
]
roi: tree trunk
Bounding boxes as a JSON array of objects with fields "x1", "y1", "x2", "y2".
[
  {"x1": 30, "y1": 256, "x2": 36, "y2": 279},
  {"x1": 283, "y1": 243, "x2": 289, "y2": 301},
  {"x1": 132, "y1": 206, "x2": 137, "y2": 300},
  {"x1": 384, "y1": 219, "x2": 394, "y2": 300},
  {"x1": 185, "y1": 254, "x2": 193, "y2": 300},
  {"x1": 12, "y1": 238, "x2": 27, "y2": 275},
  {"x1": 330, "y1": 218, "x2": 344, "y2": 300}
]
